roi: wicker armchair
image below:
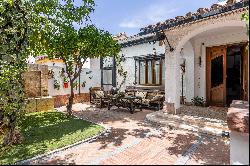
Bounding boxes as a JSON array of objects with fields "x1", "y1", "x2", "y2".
[{"x1": 89, "y1": 87, "x2": 109, "y2": 108}]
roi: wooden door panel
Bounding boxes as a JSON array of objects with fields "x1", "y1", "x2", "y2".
[
  {"x1": 211, "y1": 85, "x2": 224, "y2": 103},
  {"x1": 206, "y1": 46, "x2": 227, "y2": 106},
  {"x1": 242, "y1": 44, "x2": 249, "y2": 101}
]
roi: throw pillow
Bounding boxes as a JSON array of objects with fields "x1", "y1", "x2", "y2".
[
  {"x1": 135, "y1": 91, "x2": 147, "y2": 99},
  {"x1": 95, "y1": 90, "x2": 105, "y2": 98},
  {"x1": 151, "y1": 95, "x2": 164, "y2": 101}
]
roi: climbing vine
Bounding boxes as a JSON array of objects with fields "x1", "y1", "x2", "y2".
[{"x1": 115, "y1": 55, "x2": 128, "y2": 91}]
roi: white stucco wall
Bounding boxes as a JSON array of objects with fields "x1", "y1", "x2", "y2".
[
  {"x1": 41, "y1": 61, "x2": 100, "y2": 96},
  {"x1": 230, "y1": 131, "x2": 249, "y2": 165},
  {"x1": 117, "y1": 41, "x2": 165, "y2": 91},
  {"x1": 181, "y1": 41, "x2": 195, "y2": 102}
]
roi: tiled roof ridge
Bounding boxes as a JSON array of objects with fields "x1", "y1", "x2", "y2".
[
  {"x1": 139, "y1": 0, "x2": 249, "y2": 35},
  {"x1": 117, "y1": 0, "x2": 249, "y2": 43}
]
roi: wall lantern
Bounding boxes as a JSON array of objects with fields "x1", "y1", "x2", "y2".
[
  {"x1": 121, "y1": 54, "x2": 126, "y2": 62},
  {"x1": 153, "y1": 48, "x2": 157, "y2": 55},
  {"x1": 180, "y1": 57, "x2": 186, "y2": 73},
  {"x1": 198, "y1": 56, "x2": 202, "y2": 67}
]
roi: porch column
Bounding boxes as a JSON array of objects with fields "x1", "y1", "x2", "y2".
[{"x1": 164, "y1": 50, "x2": 181, "y2": 114}]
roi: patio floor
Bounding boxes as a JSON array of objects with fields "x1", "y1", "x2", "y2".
[{"x1": 27, "y1": 103, "x2": 230, "y2": 165}]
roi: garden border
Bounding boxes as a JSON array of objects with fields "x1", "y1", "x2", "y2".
[{"x1": 15, "y1": 110, "x2": 111, "y2": 165}]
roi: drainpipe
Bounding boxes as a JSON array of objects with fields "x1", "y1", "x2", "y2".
[{"x1": 79, "y1": 74, "x2": 81, "y2": 95}]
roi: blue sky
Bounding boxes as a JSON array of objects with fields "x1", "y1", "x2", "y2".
[{"x1": 84, "y1": 0, "x2": 225, "y2": 36}]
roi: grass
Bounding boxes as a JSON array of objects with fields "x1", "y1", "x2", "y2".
[{"x1": 0, "y1": 111, "x2": 104, "y2": 165}]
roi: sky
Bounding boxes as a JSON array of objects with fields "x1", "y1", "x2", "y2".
[{"x1": 84, "y1": 0, "x2": 225, "y2": 36}]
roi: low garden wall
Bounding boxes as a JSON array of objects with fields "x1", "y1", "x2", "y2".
[
  {"x1": 53, "y1": 93, "x2": 90, "y2": 108},
  {"x1": 25, "y1": 97, "x2": 54, "y2": 113}
]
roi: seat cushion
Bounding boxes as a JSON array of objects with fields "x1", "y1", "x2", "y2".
[
  {"x1": 135, "y1": 91, "x2": 147, "y2": 99},
  {"x1": 95, "y1": 90, "x2": 105, "y2": 98},
  {"x1": 146, "y1": 92, "x2": 159, "y2": 100},
  {"x1": 150, "y1": 95, "x2": 164, "y2": 102},
  {"x1": 134, "y1": 99, "x2": 150, "y2": 105}
]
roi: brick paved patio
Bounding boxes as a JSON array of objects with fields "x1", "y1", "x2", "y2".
[{"x1": 27, "y1": 103, "x2": 229, "y2": 165}]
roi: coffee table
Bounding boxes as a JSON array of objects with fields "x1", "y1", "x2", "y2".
[{"x1": 108, "y1": 95, "x2": 142, "y2": 114}]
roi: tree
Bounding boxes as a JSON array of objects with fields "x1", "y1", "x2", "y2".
[
  {"x1": 0, "y1": 0, "x2": 34, "y2": 145},
  {"x1": 31, "y1": 0, "x2": 121, "y2": 116},
  {"x1": 242, "y1": 13, "x2": 249, "y2": 36}
]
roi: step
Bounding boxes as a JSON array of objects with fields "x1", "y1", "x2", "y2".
[
  {"x1": 153, "y1": 112, "x2": 228, "y2": 130},
  {"x1": 146, "y1": 112, "x2": 229, "y2": 136}
]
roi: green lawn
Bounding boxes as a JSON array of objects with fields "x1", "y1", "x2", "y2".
[{"x1": 0, "y1": 111, "x2": 104, "y2": 165}]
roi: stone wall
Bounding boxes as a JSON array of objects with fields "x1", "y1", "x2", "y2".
[
  {"x1": 25, "y1": 97, "x2": 54, "y2": 113},
  {"x1": 23, "y1": 64, "x2": 49, "y2": 97},
  {"x1": 53, "y1": 93, "x2": 90, "y2": 108}
]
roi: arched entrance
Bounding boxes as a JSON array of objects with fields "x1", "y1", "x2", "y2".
[{"x1": 164, "y1": 19, "x2": 248, "y2": 111}]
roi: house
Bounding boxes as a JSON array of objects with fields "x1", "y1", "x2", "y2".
[
  {"x1": 98, "y1": 0, "x2": 248, "y2": 164},
  {"x1": 96, "y1": 0, "x2": 249, "y2": 112}
]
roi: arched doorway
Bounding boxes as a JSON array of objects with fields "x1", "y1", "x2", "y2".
[{"x1": 165, "y1": 20, "x2": 248, "y2": 110}]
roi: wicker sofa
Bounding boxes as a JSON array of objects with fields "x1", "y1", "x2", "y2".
[{"x1": 125, "y1": 87, "x2": 165, "y2": 110}]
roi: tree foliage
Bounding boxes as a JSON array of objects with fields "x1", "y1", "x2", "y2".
[
  {"x1": 0, "y1": 0, "x2": 33, "y2": 146},
  {"x1": 30, "y1": 0, "x2": 121, "y2": 116},
  {"x1": 242, "y1": 13, "x2": 249, "y2": 36}
]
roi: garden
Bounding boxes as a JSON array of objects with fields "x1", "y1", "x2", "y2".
[
  {"x1": 0, "y1": 0, "x2": 120, "y2": 164},
  {"x1": 0, "y1": 111, "x2": 104, "y2": 165}
]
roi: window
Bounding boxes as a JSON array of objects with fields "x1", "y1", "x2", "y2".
[
  {"x1": 138, "y1": 59, "x2": 164, "y2": 86},
  {"x1": 139, "y1": 61, "x2": 145, "y2": 84},
  {"x1": 211, "y1": 55, "x2": 223, "y2": 87}
]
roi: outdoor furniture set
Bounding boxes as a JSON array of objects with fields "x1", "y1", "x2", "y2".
[{"x1": 89, "y1": 86, "x2": 165, "y2": 114}]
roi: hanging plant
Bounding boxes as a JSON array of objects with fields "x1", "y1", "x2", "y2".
[
  {"x1": 63, "y1": 77, "x2": 69, "y2": 88},
  {"x1": 54, "y1": 79, "x2": 60, "y2": 90},
  {"x1": 63, "y1": 77, "x2": 69, "y2": 83},
  {"x1": 60, "y1": 68, "x2": 66, "y2": 77},
  {"x1": 86, "y1": 70, "x2": 92, "y2": 75},
  {"x1": 48, "y1": 69, "x2": 55, "y2": 79},
  {"x1": 81, "y1": 81, "x2": 86, "y2": 88}
]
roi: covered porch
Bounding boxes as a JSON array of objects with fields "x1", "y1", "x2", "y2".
[{"x1": 163, "y1": 10, "x2": 249, "y2": 113}]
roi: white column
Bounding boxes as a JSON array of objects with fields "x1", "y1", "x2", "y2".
[
  {"x1": 165, "y1": 50, "x2": 181, "y2": 113},
  {"x1": 230, "y1": 131, "x2": 249, "y2": 165}
]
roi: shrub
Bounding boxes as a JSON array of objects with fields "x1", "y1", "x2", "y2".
[{"x1": 191, "y1": 96, "x2": 206, "y2": 107}]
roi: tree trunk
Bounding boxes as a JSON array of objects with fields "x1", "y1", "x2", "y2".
[
  {"x1": 2, "y1": 113, "x2": 16, "y2": 146},
  {"x1": 3, "y1": 126, "x2": 14, "y2": 146},
  {"x1": 67, "y1": 80, "x2": 74, "y2": 117}
]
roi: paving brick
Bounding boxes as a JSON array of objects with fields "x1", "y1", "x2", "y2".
[{"x1": 29, "y1": 103, "x2": 229, "y2": 165}]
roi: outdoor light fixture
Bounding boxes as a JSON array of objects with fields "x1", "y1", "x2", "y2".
[
  {"x1": 121, "y1": 54, "x2": 126, "y2": 62},
  {"x1": 199, "y1": 56, "x2": 202, "y2": 67},
  {"x1": 180, "y1": 57, "x2": 186, "y2": 105},
  {"x1": 153, "y1": 48, "x2": 157, "y2": 55},
  {"x1": 180, "y1": 57, "x2": 186, "y2": 73}
]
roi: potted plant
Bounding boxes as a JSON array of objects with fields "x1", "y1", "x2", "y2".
[
  {"x1": 63, "y1": 77, "x2": 69, "y2": 88},
  {"x1": 54, "y1": 79, "x2": 60, "y2": 90},
  {"x1": 81, "y1": 81, "x2": 86, "y2": 88}
]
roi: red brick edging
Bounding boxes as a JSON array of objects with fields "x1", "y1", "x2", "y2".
[{"x1": 53, "y1": 93, "x2": 90, "y2": 108}]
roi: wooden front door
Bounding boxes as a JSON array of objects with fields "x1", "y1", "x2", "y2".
[
  {"x1": 242, "y1": 44, "x2": 249, "y2": 101},
  {"x1": 206, "y1": 46, "x2": 227, "y2": 106}
]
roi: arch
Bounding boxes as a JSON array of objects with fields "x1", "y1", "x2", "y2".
[{"x1": 175, "y1": 20, "x2": 247, "y2": 54}]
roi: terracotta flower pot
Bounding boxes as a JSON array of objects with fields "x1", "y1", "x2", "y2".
[{"x1": 64, "y1": 82, "x2": 68, "y2": 88}]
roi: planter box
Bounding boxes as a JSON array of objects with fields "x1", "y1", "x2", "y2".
[{"x1": 63, "y1": 82, "x2": 69, "y2": 88}]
